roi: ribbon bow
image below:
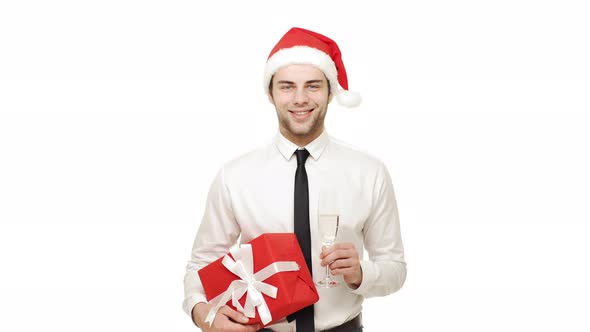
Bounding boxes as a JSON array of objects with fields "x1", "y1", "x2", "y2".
[{"x1": 204, "y1": 244, "x2": 300, "y2": 325}]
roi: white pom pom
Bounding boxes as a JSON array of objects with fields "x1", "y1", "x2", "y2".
[{"x1": 335, "y1": 90, "x2": 362, "y2": 108}]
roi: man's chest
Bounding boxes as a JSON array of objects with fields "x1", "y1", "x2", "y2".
[{"x1": 227, "y1": 166, "x2": 372, "y2": 244}]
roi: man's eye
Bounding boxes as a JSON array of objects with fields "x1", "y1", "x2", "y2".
[
  {"x1": 308, "y1": 85, "x2": 320, "y2": 90},
  {"x1": 280, "y1": 85, "x2": 293, "y2": 90}
]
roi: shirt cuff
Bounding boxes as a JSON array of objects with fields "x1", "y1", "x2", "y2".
[
  {"x1": 348, "y1": 260, "x2": 376, "y2": 296},
  {"x1": 183, "y1": 294, "x2": 208, "y2": 318}
]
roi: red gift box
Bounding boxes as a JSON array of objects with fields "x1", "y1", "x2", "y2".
[{"x1": 198, "y1": 233, "x2": 319, "y2": 327}]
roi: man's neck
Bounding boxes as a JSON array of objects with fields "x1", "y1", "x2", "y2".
[{"x1": 280, "y1": 128, "x2": 323, "y2": 147}]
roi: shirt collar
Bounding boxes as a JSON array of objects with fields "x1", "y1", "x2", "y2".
[{"x1": 274, "y1": 130, "x2": 329, "y2": 162}]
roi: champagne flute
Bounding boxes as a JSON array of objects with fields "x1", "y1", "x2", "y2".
[{"x1": 316, "y1": 191, "x2": 340, "y2": 288}]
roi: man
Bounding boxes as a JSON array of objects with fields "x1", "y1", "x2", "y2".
[{"x1": 183, "y1": 27, "x2": 406, "y2": 332}]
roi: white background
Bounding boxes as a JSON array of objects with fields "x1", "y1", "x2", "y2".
[{"x1": 1, "y1": 1, "x2": 589, "y2": 331}]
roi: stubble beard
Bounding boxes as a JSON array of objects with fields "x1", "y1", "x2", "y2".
[{"x1": 279, "y1": 108, "x2": 326, "y2": 142}]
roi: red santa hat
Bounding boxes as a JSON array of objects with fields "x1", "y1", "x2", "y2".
[{"x1": 264, "y1": 27, "x2": 362, "y2": 108}]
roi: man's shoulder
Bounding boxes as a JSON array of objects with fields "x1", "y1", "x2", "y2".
[
  {"x1": 221, "y1": 138, "x2": 276, "y2": 173},
  {"x1": 327, "y1": 136, "x2": 386, "y2": 168}
]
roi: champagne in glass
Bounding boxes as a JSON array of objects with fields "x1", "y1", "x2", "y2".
[{"x1": 319, "y1": 215, "x2": 339, "y2": 245}]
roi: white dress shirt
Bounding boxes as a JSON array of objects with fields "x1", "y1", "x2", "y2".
[{"x1": 183, "y1": 130, "x2": 406, "y2": 331}]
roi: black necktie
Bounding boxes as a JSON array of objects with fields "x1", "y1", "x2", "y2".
[{"x1": 288, "y1": 149, "x2": 315, "y2": 332}]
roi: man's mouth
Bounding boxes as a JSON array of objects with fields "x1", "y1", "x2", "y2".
[{"x1": 289, "y1": 109, "x2": 313, "y2": 120}]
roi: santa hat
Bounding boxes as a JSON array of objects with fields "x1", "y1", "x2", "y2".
[{"x1": 264, "y1": 27, "x2": 362, "y2": 108}]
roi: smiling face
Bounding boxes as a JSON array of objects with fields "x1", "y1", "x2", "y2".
[{"x1": 268, "y1": 64, "x2": 333, "y2": 147}]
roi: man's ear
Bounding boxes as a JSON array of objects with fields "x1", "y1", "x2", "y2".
[
  {"x1": 267, "y1": 93, "x2": 275, "y2": 105},
  {"x1": 328, "y1": 92, "x2": 334, "y2": 104}
]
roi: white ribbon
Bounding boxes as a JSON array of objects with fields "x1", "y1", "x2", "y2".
[{"x1": 204, "y1": 244, "x2": 300, "y2": 326}]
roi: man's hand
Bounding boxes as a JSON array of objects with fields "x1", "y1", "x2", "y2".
[
  {"x1": 320, "y1": 242, "x2": 363, "y2": 289},
  {"x1": 192, "y1": 303, "x2": 260, "y2": 331}
]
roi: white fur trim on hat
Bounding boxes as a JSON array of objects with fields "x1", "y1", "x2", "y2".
[
  {"x1": 264, "y1": 46, "x2": 340, "y2": 96},
  {"x1": 335, "y1": 89, "x2": 362, "y2": 108}
]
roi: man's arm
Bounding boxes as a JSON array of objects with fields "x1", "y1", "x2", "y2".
[
  {"x1": 351, "y1": 162, "x2": 407, "y2": 297},
  {"x1": 182, "y1": 167, "x2": 242, "y2": 321},
  {"x1": 319, "y1": 161, "x2": 406, "y2": 297}
]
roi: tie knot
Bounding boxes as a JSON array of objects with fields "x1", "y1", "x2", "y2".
[{"x1": 295, "y1": 149, "x2": 310, "y2": 166}]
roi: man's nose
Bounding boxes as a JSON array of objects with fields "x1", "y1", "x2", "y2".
[{"x1": 293, "y1": 88, "x2": 309, "y2": 104}]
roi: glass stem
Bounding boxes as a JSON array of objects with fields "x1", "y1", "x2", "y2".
[{"x1": 325, "y1": 242, "x2": 332, "y2": 279}]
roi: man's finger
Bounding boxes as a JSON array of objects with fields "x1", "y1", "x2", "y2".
[
  {"x1": 332, "y1": 242, "x2": 354, "y2": 250},
  {"x1": 219, "y1": 305, "x2": 250, "y2": 324},
  {"x1": 331, "y1": 266, "x2": 357, "y2": 276},
  {"x1": 328, "y1": 257, "x2": 357, "y2": 269},
  {"x1": 245, "y1": 324, "x2": 261, "y2": 331},
  {"x1": 322, "y1": 248, "x2": 357, "y2": 265},
  {"x1": 231, "y1": 322, "x2": 260, "y2": 332},
  {"x1": 321, "y1": 242, "x2": 354, "y2": 255}
]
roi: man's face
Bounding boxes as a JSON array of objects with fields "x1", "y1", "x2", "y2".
[{"x1": 268, "y1": 64, "x2": 332, "y2": 145}]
